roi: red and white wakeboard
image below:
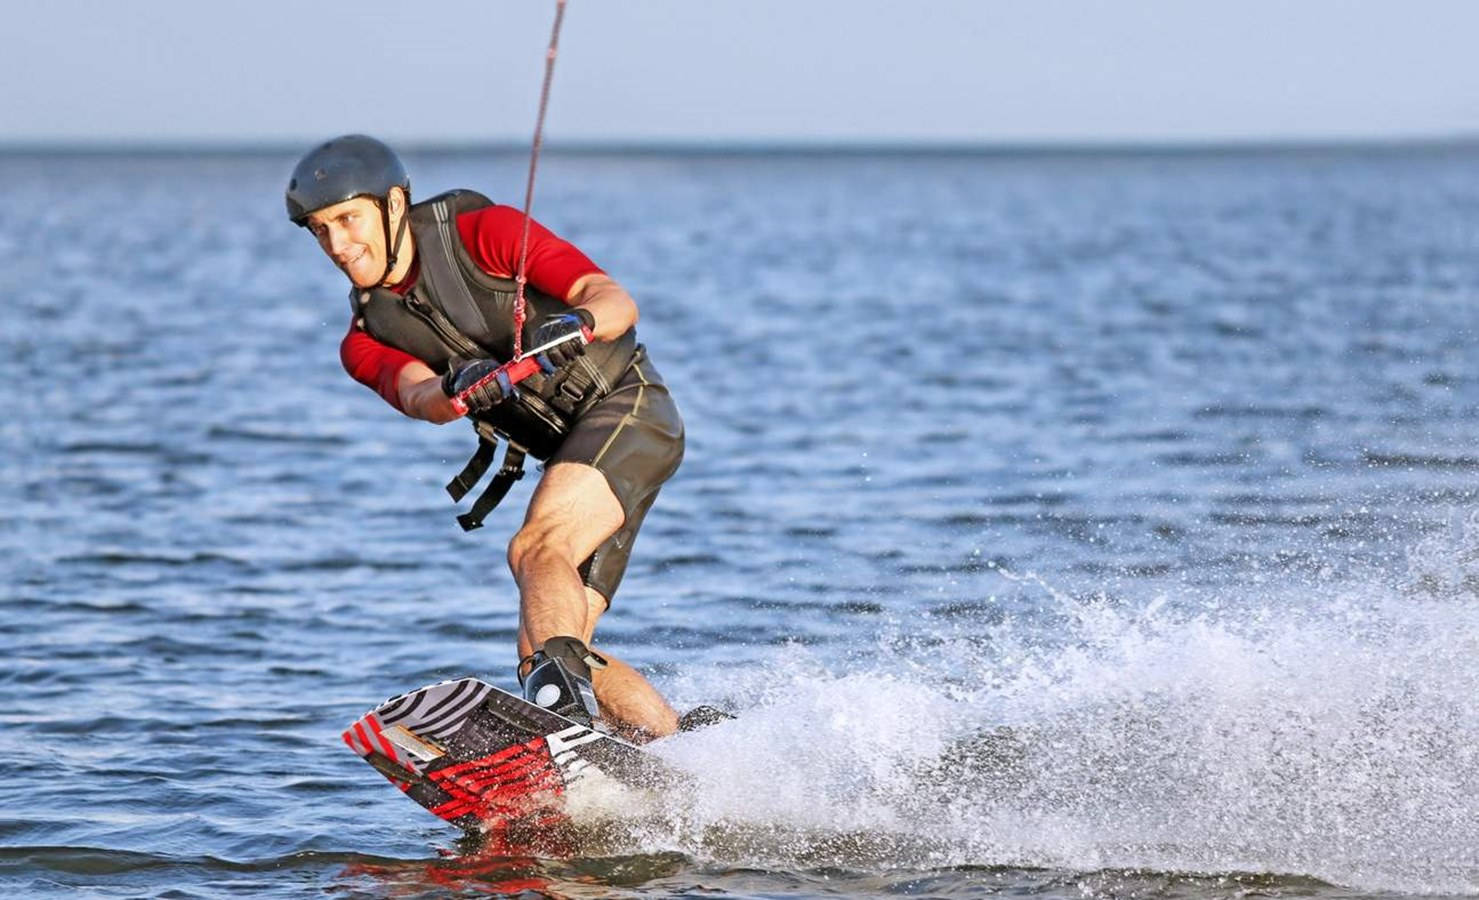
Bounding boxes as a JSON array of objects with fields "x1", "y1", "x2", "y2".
[{"x1": 343, "y1": 677, "x2": 670, "y2": 832}]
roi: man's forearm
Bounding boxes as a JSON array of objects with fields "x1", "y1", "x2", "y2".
[{"x1": 396, "y1": 362, "x2": 461, "y2": 423}]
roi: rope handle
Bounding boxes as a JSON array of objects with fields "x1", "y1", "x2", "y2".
[{"x1": 448, "y1": 327, "x2": 591, "y2": 416}]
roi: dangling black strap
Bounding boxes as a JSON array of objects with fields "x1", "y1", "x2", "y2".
[
  {"x1": 445, "y1": 421, "x2": 528, "y2": 531},
  {"x1": 455, "y1": 445, "x2": 527, "y2": 532},
  {"x1": 446, "y1": 427, "x2": 498, "y2": 502}
]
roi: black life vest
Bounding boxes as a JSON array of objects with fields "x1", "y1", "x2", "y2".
[{"x1": 350, "y1": 189, "x2": 637, "y2": 528}]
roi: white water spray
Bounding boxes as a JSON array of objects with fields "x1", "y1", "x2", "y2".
[{"x1": 638, "y1": 527, "x2": 1479, "y2": 894}]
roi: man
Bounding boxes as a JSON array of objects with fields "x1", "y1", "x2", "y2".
[{"x1": 286, "y1": 135, "x2": 683, "y2": 740}]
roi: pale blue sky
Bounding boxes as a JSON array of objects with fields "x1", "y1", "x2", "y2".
[{"x1": 8, "y1": 0, "x2": 1479, "y2": 145}]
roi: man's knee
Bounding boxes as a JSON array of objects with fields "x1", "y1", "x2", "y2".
[
  {"x1": 506, "y1": 524, "x2": 570, "y2": 576},
  {"x1": 508, "y1": 465, "x2": 624, "y2": 576}
]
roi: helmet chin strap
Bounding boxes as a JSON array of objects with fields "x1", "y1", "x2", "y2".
[{"x1": 377, "y1": 194, "x2": 411, "y2": 286}]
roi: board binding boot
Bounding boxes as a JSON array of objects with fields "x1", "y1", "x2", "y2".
[{"x1": 519, "y1": 635, "x2": 606, "y2": 728}]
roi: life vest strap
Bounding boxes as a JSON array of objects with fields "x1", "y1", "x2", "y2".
[
  {"x1": 446, "y1": 422, "x2": 500, "y2": 502},
  {"x1": 455, "y1": 444, "x2": 527, "y2": 532},
  {"x1": 444, "y1": 359, "x2": 601, "y2": 531},
  {"x1": 546, "y1": 359, "x2": 599, "y2": 417}
]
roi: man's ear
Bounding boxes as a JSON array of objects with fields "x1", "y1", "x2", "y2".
[{"x1": 388, "y1": 186, "x2": 408, "y2": 217}]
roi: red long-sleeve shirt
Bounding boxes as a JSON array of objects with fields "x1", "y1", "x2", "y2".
[{"x1": 339, "y1": 205, "x2": 603, "y2": 412}]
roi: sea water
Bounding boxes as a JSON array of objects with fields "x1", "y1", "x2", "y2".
[{"x1": 3, "y1": 144, "x2": 1479, "y2": 897}]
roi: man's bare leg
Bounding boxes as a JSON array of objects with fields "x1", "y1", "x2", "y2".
[
  {"x1": 516, "y1": 594, "x2": 678, "y2": 742},
  {"x1": 509, "y1": 463, "x2": 677, "y2": 740}
]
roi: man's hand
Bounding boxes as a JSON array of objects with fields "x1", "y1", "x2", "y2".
[
  {"x1": 442, "y1": 359, "x2": 511, "y2": 415},
  {"x1": 532, "y1": 308, "x2": 595, "y2": 371}
]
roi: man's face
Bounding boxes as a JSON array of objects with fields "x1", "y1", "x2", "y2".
[{"x1": 304, "y1": 196, "x2": 388, "y2": 288}]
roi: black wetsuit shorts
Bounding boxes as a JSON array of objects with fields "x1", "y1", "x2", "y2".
[{"x1": 547, "y1": 346, "x2": 683, "y2": 602}]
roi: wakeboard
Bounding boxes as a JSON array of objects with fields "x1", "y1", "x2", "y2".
[{"x1": 343, "y1": 676, "x2": 672, "y2": 832}]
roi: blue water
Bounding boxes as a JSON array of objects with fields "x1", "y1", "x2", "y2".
[{"x1": 4, "y1": 144, "x2": 1479, "y2": 898}]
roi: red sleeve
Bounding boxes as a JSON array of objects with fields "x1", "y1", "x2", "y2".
[
  {"x1": 340, "y1": 322, "x2": 420, "y2": 414},
  {"x1": 456, "y1": 205, "x2": 604, "y2": 301}
]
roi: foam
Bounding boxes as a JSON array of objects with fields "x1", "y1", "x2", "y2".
[{"x1": 635, "y1": 529, "x2": 1479, "y2": 893}]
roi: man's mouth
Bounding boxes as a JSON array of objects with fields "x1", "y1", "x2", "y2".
[{"x1": 337, "y1": 248, "x2": 367, "y2": 269}]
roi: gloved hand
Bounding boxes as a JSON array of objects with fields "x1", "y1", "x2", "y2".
[
  {"x1": 531, "y1": 308, "x2": 595, "y2": 371},
  {"x1": 442, "y1": 358, "x2": 512, "y2": 415}
]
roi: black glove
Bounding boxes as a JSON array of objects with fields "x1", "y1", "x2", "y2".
[
  {"x1": 531, "y1": 308, "x2": 595, "y2": 371},
  {"x1": 442, "y1": 358, "x2": 511, "y2": 414}
]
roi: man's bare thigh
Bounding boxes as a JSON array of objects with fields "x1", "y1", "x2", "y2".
[{"x1": 520, "y1": 461, "x2": 626, "y2": 562}]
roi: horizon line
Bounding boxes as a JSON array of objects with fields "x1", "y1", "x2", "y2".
[{"x1": 4, "y1": 133, "x2": 1479, "y2": 157}]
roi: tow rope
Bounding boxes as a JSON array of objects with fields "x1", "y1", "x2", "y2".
[
  {"x1": 448, "y1": 0, "x2": 572, "y2": 413},
  {"x1": 510, "y1": 0, "x2": 568, "y2": 360},
  {"x1": 445, "y1": 0, "x2": 570, "y2": 532}
]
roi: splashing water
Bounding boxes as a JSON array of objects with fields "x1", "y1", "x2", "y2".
[{"x1": 615, "y1": 544, "x2": 1479, "y2": 895}]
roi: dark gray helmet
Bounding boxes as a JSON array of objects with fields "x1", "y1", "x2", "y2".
[{"x1": 285, "y1": 134, "x2": 410, "y2": 226}]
